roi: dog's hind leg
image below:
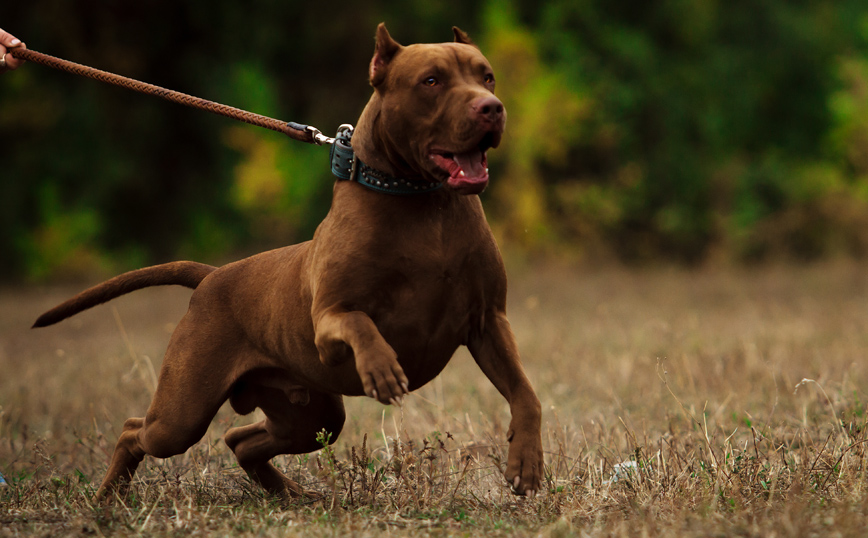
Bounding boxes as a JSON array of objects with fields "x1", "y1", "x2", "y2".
[
  {"x1": 96, "y1": 387, "x2": 229, "y2": 501},
  {"x1": 96, "y1": 417, "x2": 146, "y2": 500},
  {"x1": 96, "y1": 316, "x2": 240, "y2": 500},
  {"x1": 225, "y1": 385, "x2": 345, "y2": 499}
]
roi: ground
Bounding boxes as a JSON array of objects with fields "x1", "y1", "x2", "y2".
[{"x1": 2, "y1": 259, "x2": 868, "y2": 536}]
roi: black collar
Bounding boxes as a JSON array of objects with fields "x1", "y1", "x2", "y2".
[{"x1": 329, "y1": 125, "x2": 443, "y2": 195}]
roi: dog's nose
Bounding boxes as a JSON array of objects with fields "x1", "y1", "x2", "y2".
[{"x1": 472, "y1": 96, "x2": 505, "y2": 123}]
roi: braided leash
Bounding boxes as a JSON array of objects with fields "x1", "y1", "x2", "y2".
[{"x1": 6, "y1": 46, "x2": 336, "y2": 145}]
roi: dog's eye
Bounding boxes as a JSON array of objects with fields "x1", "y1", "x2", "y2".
[
  {"x1": 423, "y1": 76, "x2": 438, "y2": 87},
  {"x1": 484, "y1": 73, "x2": 495, "y2": 85}
]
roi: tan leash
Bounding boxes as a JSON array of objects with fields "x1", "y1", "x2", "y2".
[{"x1": 6, "y1": 46, "x2": 336, "y2": 145}]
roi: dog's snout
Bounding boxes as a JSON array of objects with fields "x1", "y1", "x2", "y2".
[{"x1": 472, "y1": 96, "x2": 505, "y2": 123}]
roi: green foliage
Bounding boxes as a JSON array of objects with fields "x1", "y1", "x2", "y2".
[
  {"x1": 482, "y1": 0, "x2": 588, "y2": 249},
  {"x1": 517, "y1": 0, "x2": 868, "y2": 262},
  {"x1": 3, "y1": 0, "x2": 868, "y2": 279},
  {"x1": 17, "y1": 183, "x2": 114, "y2": 281}
]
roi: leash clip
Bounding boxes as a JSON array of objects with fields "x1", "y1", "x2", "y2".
[
  {"x1": 287, "y1": 121, "x2": 340, "y2": 145},
  {"x1": 310, "y1": 123, "x2": 354, "y2": 145},
  {"x1": 307, "y1": 125, "x2": 336, "y2": 146}
]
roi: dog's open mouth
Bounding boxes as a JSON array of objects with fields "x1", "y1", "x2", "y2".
[{"x1": 430, "y1": 132, "x2": 500, "y2": 194}]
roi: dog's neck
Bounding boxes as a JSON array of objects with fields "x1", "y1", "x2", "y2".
[
  {"x1": 351, "y1": 102, "x2": 388, "y2": 175},
  {"x1": 331, "y1": 126, "x2": 442, "y2": 195},
  {"x1": 352, "y1": 95, "x2": 398, "y2": 176},
  {"x1": 333, "y1": 100, "x2": 442, "y2": 196}
]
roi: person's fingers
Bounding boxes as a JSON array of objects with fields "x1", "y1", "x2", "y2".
[
  {"x1": 0, "y1": 29, "x2": 26, "y2": 71},
  {"x1": 5, "y1": 42, "x2": 26, "y2": 70}
]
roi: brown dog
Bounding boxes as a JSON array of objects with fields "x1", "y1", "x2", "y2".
[{"x1": 34, "y1": 24, "x2": 543, "y2": 500}]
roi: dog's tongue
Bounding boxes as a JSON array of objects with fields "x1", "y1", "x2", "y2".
[
  {"x1": 432, "y1": 147, "x2": 490, "y2": 194},
  {"x1": 453, "y1": 150, "x2": 487, "y2": 181}
]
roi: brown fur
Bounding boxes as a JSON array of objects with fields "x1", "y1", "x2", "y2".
[{"x1": 35, "y1": 24, "x2": 543, "y2": 500}]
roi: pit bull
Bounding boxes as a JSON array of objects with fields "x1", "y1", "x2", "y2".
[{"x1": 34, "y1": 23, "x2": 543, "y2": 500}]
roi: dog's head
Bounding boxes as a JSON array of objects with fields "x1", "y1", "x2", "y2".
[{"x1": 364, "y1": 24, "x2": 506, "y2": 195}]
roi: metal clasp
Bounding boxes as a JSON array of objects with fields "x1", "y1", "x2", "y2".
[
  {"x1": 306, "y1": 125, "x2": 335, "y2": 145},
  {"x1": 309, "y1": 123, "x2": 354, "y2": 145}
]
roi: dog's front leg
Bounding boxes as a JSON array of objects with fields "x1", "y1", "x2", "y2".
[
  {"x1": 468, "y1": 310, "x2": 543, "y2": 496},
  {"x1": 314, "y1": 305, "x2": 409, "y2": 405}
]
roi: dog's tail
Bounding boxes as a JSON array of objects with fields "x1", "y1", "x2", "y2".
[{"x1": 33, "y1": 261, "x2": 217, "y2": 328}]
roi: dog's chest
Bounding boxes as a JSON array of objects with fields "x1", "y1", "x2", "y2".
[{"x1": 371, "y1": 253, "x2": 491, "y2": 365}]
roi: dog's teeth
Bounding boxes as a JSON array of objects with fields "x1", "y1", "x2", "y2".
[
  {"x1": 372, "y1": 389, "x2": 378, "y2": 401},
  {"x1": 458, "y1": 171, "x2": 465, "y2": 178}
]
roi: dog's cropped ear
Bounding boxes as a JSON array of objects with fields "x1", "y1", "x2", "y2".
[
  {"x1": 370, "y1": 23, "x2": 403, "y2": 87},
  {"x1": 453, "y1": 27, "x2": 476, "y2": 46}
]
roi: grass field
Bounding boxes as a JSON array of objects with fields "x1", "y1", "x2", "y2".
[{"x1": 2, "y1": 260, "x2": 868, "y2": 536}]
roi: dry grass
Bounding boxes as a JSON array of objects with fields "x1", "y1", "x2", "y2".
[{"x1": 2, "y1": 260, "x2": 868, "y2": 536}]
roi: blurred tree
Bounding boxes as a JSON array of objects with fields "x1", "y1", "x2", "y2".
[
  {"x1": 523, "y1": 0, "x2": 868, "y2": 262},
  {"x1": 481, "y1": 0, "x2": 588, "y2": 251}
]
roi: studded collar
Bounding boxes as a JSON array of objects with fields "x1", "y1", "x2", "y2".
[{"x1": 329, "y1": 125, "x2": 443, "y2": 195}]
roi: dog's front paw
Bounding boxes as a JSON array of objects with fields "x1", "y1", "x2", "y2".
[
  {"x1": 504, "y1": 429, "x2": 544, "y2": 496},
  {"x1": 356, "y1": 350, "x2": 410, "y2": 405}
]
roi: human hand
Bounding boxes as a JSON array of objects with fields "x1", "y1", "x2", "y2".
[{"x1": 0, "y1": 28, "x2": 26, "y2": 73}]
